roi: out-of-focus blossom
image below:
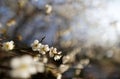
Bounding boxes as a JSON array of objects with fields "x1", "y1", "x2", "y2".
[
  {"x1": 57, "y1": 73, "x2": 62, "y2": 79},
  {"x1": 39, "y1": 45, "x2": 50, "y2": 55},
  {"x1": 6, "y1": 19, "x2": 16, "y2": 27},
  {"x1": 75, "y1": 63, "x2": 84, "y2": 69},
  {"x1": 62, "y1": 55, "x2": 70, "y2": 64},
  {"x1": 33, "y1": 54, "x2": 41, "y2": 62},
  {"x1": 31, "y1": 40, "x2": 41, "y2": 51},
  {"x1": 2, "y1": 41, "x2": 14, "y2": 51},
  {"x1": 80, "y1": 59, "x2": 90, "y2": 66},
  {"x1": 45, "y1": 4, "x2": 52, "y2": 14},
  {"x1": 43, "y1": 56, "x2": 48, "y2": 63},
  {"x1": 35, "y1": 62, "x2": 45, "y2": 73},
  {"x1": 0, "y1": 23, "x2": 2, "y2": 28},
  {"x1": 10, "y1": 55, "x2": 37, "y2": 78},
  {"x1": 59, "y1": 64, "x2": 70, "y2": 73}
]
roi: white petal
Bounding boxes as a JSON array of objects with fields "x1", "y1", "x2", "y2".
[
  {"x1": 57, "y1": 73, "x2": 62, "y2": 79},
  {"x1": 49, "y1": 51, "x2": 54, "y2": 57},
  {"x1": 10, "y1": 57, "x2": 20, "y2": 69},
  {"x1": 44, "y1": 45, "x2": 50, "y2": 51},
  {"x1": 35, "y1": 62, "x2": 45, "y2": 73},
  {"x1": 10, "y1": 41, "x2": 14, "y2": 44},
  {"x1": 54, "y1": 55, "x2": 62, "y2": 61},
  {"x1": 19, "y1": 70, "x2": 30, "y2": 78},
  {"x1": 43, "y1": 57, "x2": 48, "y2": 63},
  {"x1": 28, "y1": 66, "x2": 37, "y2": 74},
  {"x1": 34, "y1": 40, "x2": 39, "y2": 44},
  {"x1": 21, "y1": 55, "x2": 33, "y2": 65},
  {"x1": 10, "y1": 69, "x2": 30, "y2": 78}
]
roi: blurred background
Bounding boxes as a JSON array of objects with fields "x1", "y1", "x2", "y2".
[{"x1": 1, "y1": 0, "x2": 120, "y2": 79}]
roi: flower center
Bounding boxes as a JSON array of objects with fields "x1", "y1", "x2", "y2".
[{"x1": 20, "y1": 64, "x2": 28, "y2": 70}]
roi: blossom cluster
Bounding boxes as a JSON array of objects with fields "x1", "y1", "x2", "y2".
[
  {"x1": 31, "y1": 40, "x2": 62, "y2": 61},
  {"x1": 0, "y1": 40, "x2": 47, "y2": 78},
  {"x1": 0, "y1": 40, "x2": 63, "y2": 79},
  {"x1": 0, "y1": 40, "x2": 89, "y2": 79}
]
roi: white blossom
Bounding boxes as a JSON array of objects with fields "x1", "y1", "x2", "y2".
[
  {"x1": 10, "y1": 55, "x2": 37, "y2": 78},
  {"x1": 39, "y1": 45, "x2": 50, "y2": 55},
  {"x1": 49, "y1": 47, "x2": 57, "y2": 57},
  {"x1": 49, "y1": 47, "x2": 62, "y2": 60},
  {"x1": 31, "y1": 40, "x2": 42, "y2": 51},
  {"x1": 54, "y1": 54, "x2": 62, "y2": 61},
  {"x1": 2, "y1": 41, "x2": 14, "y2": 51}
]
